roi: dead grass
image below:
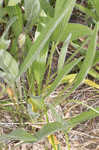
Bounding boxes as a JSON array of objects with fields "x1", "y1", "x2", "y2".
[{"x1": 0, "y1": 82, "x2": 99, "y2": 150}]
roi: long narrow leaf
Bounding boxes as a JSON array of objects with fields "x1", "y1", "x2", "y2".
[
  {"x1": 1, "y1": 107, "x2": 99, "y2": 143},
  {"x1": 16, "y1": 0, "x2": 76, "y2": 80},
  {"x1": 68, "y1": 22, "x2": 99, "y2": 94},
  {"x1": 33, "y1": 107, "x2": 99, "y2": 142},
  {"x1": 39, "y1": 0, "x2": 54, "y2": 17},
  {"x1": 58, "y1": 34, "x2": 71, "y2": 74},
  {"x1": 76, "y1": 4, "x2": 98, "y2": 21},
  {"x1": 0, "y1": 128, "x2": 36, "y2": 142},
  {"x1": 0, "y1": 49, "x2": 19, "y2": 82},
  {"x1": 8, "y1": 0, "x2": 21, "y2": 6},
  {"x1": 46, "y1": 57, "x2": 82, "y2": 97},
  {"x1": 51, "y1": 23, "x2": 92, "y2": 42},
  {"x1": 94, "y1": 0, "x2": 99, "y2": 17}
]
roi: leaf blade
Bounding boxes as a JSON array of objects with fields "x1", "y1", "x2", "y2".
[
  {"x1": 16, "y1": 0, "x2": 76, "y2": 80},
  {"x1": 69, "y1": 22, "x2": 99, "y2": 94}
]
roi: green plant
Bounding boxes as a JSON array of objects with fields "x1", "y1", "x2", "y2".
[{"x1": 0, "y1": 0, "x2": 99, "y2": 149}]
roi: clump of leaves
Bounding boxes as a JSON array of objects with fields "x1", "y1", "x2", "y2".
[{"x1": 0, "y1": 0, "x2": 99, "y2": 149}]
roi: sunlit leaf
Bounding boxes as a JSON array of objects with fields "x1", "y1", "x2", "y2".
[
  {"x1": 8, "y1": 0, "x2": 21, "y2": 6},
  {"x1": 0, "y1": 38, "x2": 10, "y2": 50},
  {"x1": 0, "y1": 49, "x2": 19, "y2": 81},
  {"x1": 39, "y1": 0, "x2": 54, "y2": 17},
  {"x1": 52, "y1": 23, "x2": 92, "y2": 42},
  {"x1": 58, "y1": 34, "x2": 71, "y2": 73},
  {"x1": 17, "y1": 0, "x2": 76, "y2": 79},
  {"x1": 69, "y1": 22, "x2": 99, "y2": 94},
  {"x1": 24, "y1": 0, "x2": 40, "y2": 21}
]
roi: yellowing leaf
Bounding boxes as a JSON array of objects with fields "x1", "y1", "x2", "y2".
[
  {"x1": 61, "y1": 74, "x2": 99, "y2": 89},
  {"x1": 8, "y1": 0, "x2": 21, "y2": 6},
  {"x1": 85, "y1": 79, "x2": 99, "y2": 89},
  {"x1": 48, "y1": 135, "x2": 59, "y2": 149},
  {"x1": 7, "y1": 88, "x2": 14, "y2": 97},
  {"x1": 28, "y1": 97, "x2": 42, "y2": 112},
  {"x1": 61, "y1": 74, "x2": 76, "y2": 84},
  {"x1": 18, "y1": 33, "x2": 26, "y2": 48},
  {"x1": 28, "y1": 98, "x2": 38, "y2": 112}
]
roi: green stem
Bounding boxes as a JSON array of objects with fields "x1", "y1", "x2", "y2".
[
  {"x1": 66, "y1": 37, "x2": 89, "y2": 64},
  {"x1": 65, "y1": 132, "x2": 70, "y2": 150},
  {"x1": 46, "y1": 42, "x2": 58, "y2": 87}
]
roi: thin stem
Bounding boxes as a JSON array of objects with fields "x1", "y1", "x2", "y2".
[
  {"x1": 65, "y1": 132, "x2": 71, "y2": 150},
  {"x1": 46, "y1": 42, "x2": 58, "y2": 87},
  {"x1": 66, "y1": 37, "x2": 89, "y2": 64}
]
